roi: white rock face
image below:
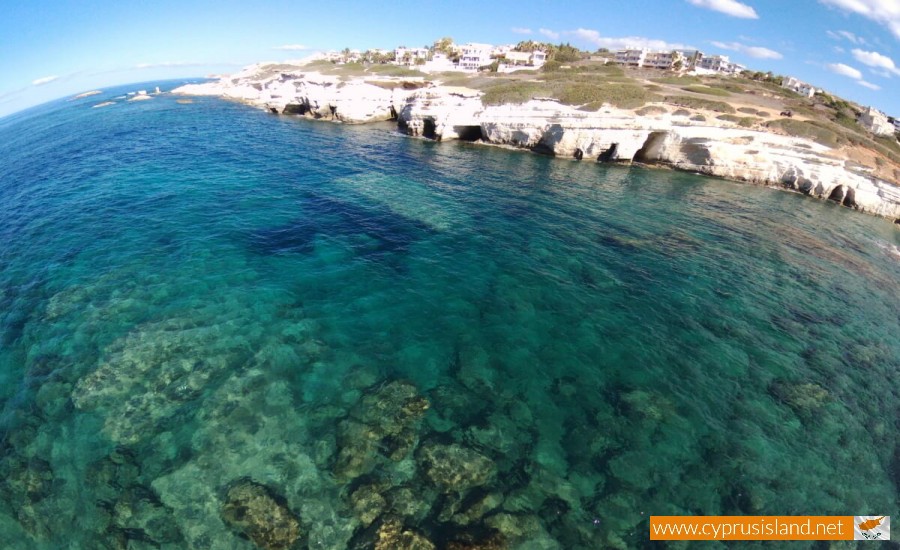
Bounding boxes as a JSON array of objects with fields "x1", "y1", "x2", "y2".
[
  {"x1": 175, "y1": 65, "x2": 900, "y2": 221},
  {"x1": 398, "y1": 89, "x2": 900, "y2": 220},
  {"x1": 174, "y1": 62, "x2": 423, "y2": 124}
]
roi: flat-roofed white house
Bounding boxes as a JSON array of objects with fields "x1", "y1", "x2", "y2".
[
  {"x1": 394, "y1": 47, "x2": 429, "y2": 66},
  {"x1": 615, "y1": 49, "x2": 648, "y2": 67},
  {"x1": 698, "y1": 55, "x2": 744, "y2": 75},
  {"x1": 421, "y1": 52, "x2": 458, "y2": 72},
  {"x1": 498, "y1": 50, "x2": 548, "y2": 73},
  {"x1": 459, "y1": 43, "x2": 494, "y2": 71},
  {"x1": 503, "y1": 50, "x2": 547, "y2": 67},
  {"x1": 644, "y1": 50, "x2": 685, "y2": 70},
  {"x1": 781, "y1": 76, "x2": 816, "y2": 98},
  {"x1": 858, "y1": 107, "x2": 896, "y2": 136}
]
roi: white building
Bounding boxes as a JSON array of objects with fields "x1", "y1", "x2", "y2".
[
  {"x1": 697, "y1": 55, "x2": 744, "y2": 75},
  {"x1": 421, "y1": 52, "x2": 458, "y2": 72},
  {"x1": 394, "y1": 47, "x2": 429, "y2": 65},
  {"x1": 615, "y1": 49, "x2": 689, "y2": 71},
  {"x1": 781, "y1": 76, "x2": 816, "y2": 98},
  {"x1": 615, "y1": 49, "x2": 648, "y2": 67},
  {"x1": 889, "y1": 116, "x2": 900, "y2": 133},
  {"x1": 858, "y1": 107, "x2": 896, "y2": 136},
  {"x1": 644, "y1": 50, "x2": 685, "y2": 70},
  {"x1": 503, "y1": 50, "x2": 547, "y2": 68},
  {"x1": 459, "y1": 43, "x2": 494, "y2": 71},
  {"x1": 492, "y1": 44, "x2": 514, "y2": 57}
]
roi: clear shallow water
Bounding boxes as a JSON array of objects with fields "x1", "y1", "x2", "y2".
[{"x1": 0, "y1": 82, "x2": 898, "y2": 549}]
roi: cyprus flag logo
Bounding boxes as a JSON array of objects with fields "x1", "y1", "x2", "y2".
[{"x1": 854, "y1": 516, "x2": 890, "y2": 541}]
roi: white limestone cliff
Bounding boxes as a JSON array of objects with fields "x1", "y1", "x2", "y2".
[{"x1": 174, "y1": 66, "x2": 900, "y2": 221}]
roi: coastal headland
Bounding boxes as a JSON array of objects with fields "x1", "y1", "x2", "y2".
[{"x1": 174, "y1": 59, "x2": 900, "y2": 222}]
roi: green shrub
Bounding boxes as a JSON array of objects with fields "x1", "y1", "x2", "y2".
[
  {"x1": 673, "y1": 109, "x2": 691, "y2": 117},
  {"x1": 635, "y1": 105, "x2": 668, "y2": 116},
  {"x1": 683, "y1": 85, "x2": 731, "y2": 97},
  {"x1": 664, "y1": 96, "x2": 735, "y2": 113},
  {"x1": 480, "y1": 81, "x2": 553, "y2": 105},
  {"x1": 651, "y1": 75, "x2": 701, "y2": 85},
  {"x1": 690, "y1": 114, "x2": 707, "y2": 122},
  {"x1": 766, "y1": 119, "x2": 845, "y2": 147},
  {"x1": 717, "y1": 114, "x2": 758, "y2": 127},
  {"x1": 541, "y1": 60, "x2": 563, "y2": 72},
  {"x1": 708, "y1": 80, "x2": 745, "y2": 93},
  {"x1": 367, "y1": 65, "x2": 425, "y2": 77},
  {"x1": 558, "y1": 83, "x2": 658, "y2": 109}
]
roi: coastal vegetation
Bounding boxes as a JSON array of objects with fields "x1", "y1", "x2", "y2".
[
  {"x1": 663, "y1": 95, "x2": 736, "y2": 113},
  {"x1": 682, "y1": 85, "x2": 731, "y2": 97}
]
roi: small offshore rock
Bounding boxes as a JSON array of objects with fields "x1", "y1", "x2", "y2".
[{"x1": 221, "y1": 479, "x2": 301, "y2": 550}]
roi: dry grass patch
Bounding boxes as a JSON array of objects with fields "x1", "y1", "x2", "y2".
[{"x1": 664, "y1": 95, "x2": 735, "y2": 113}]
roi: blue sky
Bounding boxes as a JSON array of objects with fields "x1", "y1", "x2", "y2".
[{"x1": 1, "y1": 0, "x2": 899, "y2": 118}]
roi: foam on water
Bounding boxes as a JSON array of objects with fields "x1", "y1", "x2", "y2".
[{"x1": 0, "y1": 81, "x2": 898, "y2": 549}]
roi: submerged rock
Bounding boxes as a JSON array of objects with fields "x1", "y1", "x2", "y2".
[
  {"x1": 221, "y1": 479, "x2": 301, "y2": 550},
  {"x1": 417, "y1": 443, "x2": 496, "y2": 494},
  {"x1": 334, "y1": 380, "x2": 429, "y2": 479},
  {"x1": 350, "y1": 483, "x2": 387, "y2": 527},
  {"x1": 0, "y1": 456, "x2": 54, "y2": 503},
  {"x1": 71, "y1": 316, "x2": 247, "y2": 444},
  {"x1": 374, "y1": 518, "x2": 435, "y2": 550}
]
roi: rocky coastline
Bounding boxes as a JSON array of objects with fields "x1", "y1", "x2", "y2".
[{"x1": 174, "y1": 64, "x2": 900, "y2": 223}]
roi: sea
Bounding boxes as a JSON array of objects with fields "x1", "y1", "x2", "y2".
[{"x1": 0, "y1": 80, "x2": 898, "y2": 549}]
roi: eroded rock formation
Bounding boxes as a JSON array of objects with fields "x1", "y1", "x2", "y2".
[{"x1": 174, "y1": 64, "x2": 900, "y2": 220}]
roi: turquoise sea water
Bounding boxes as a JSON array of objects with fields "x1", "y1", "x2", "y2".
[{"x1": 0, "y1": 81, "x2": 898, "y2": 549}]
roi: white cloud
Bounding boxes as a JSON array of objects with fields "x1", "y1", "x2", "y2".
[
  {"x1": 568, "y1": 28, "x2": 692, "y2": 51},
  {"x1": 686, "y1": 0, "x2": 759, "y2": 19},
  {"x1": 826, "y1": 29, "x2": 866, "y2": 44},
  {"x1": 711, "y1": 41, "x2": 783, "y2": 59},
  {"x1": 858, "y1": 80, "x2": 881, "y2": 89},
  {"x1": 511, "y1": 27, "x2": 532, "y2": 34},
  {"x1": 827, "y1": 62, "x2": 863, "y2": 79},
  {"x1": 820, "y1": 0, "x2": 900, "y2": 39},
  {"x1": 31, "y1": 75, "x2": 59, "y2": 86},
  {"x1": 134, "y1": 61, "x2": 208, "y2": 69},
  {"x1": 539, "y1": 28, "x2": 560, "y2": 40},
  {"x1": 851, "y1": 48, "x2": 900, "y2": 75},
  {"x1": 273, "y1": 44, "x2": 310, "y2": 51},
  {"x1": 833, "y1": 45, "x2": 846, "y2": 53}
]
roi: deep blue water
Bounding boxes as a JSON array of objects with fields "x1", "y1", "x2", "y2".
[{"x1": 0, "y1": 81, "x2": 898, "y2": 549}]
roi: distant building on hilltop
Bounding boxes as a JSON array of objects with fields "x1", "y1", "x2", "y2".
[
  {"x1": 501, "y1": 50, "x2": 547, "y2": 69},
  {"x1": 696, "y1": 55, "x2": 744, "y2": 75},
  {"x1": 459, "y1": 43, "x2": 494, "y2": 71},
  {"x1": 615, "y1": 49, "x2": 648, "y2": 67},
  {"x1": 644, "y1": 50, "x2": 685, "y2": 70},
  {"x1": 394, "y1": 47, "x2": 429, "y2": 66},
  {"x1": 888, "y1": 115, "x2": 900, "y2": 134},
  {"x1": 614, "y1": 49, "x2": 736, "y2": 73},
  {"x1": 781, "y1": 76, "x2": 816, "y2": 98},
  {"x1": 858, "y1": 106, "x2": 896, "y2": 136}
]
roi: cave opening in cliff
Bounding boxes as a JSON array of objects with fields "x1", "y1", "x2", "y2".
[
  {"x1": 842, "y1": 187, "x2": 856, "y2": 208},
  {"x1": 633, "y1": 132, "x2": 668, "y2": 164},
  {"x1": 423, "y1": 119, "x2": 437, "y2": 140},
  {"x1": 453, "y1": 125, "x2": 484, "y2": 142},
  {"x1": 598, "y1": 144, "x2": 618, "y2": 162},
  {"x1": 282, "y1": 104, "x2": 309, "y2": 116},
  {"x1": 827, "y1": 185, "x2": 846, "y2": 203}
]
